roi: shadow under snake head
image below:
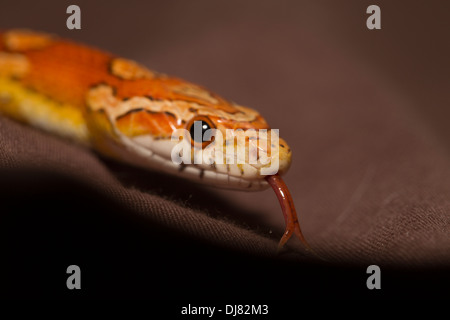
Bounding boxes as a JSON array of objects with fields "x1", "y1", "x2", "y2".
[{"x1": 87, "y1": 78, "x2": 307, "y2": 252}]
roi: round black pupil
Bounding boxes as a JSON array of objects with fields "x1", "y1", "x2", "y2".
[{"x1": 190, "y1": 121, "x2": 211, "y2": 143}]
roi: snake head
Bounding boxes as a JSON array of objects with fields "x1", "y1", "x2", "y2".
[{"x1": 88, "y1": 82, "x2": 292, "y2": 191}]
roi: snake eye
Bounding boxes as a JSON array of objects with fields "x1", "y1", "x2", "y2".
[{"x1": 186, "y1": 116, "x2": 215, "y2": 148}]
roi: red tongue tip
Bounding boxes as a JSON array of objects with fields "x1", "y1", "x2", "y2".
[{"x1": 265, "y1": 174, "x2": 311, "y2": 251}]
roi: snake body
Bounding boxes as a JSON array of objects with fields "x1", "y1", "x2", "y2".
[{"x1": 0, "y1": 30, "x2": 309, "y2": 250}]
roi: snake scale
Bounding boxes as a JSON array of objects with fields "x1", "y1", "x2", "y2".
[{"x1": 0, "y1": 29, "x2": 309, "y2": 251}]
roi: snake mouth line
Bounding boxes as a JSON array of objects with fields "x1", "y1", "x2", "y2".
[
  {"x1": 188, "y1": 165, "x2": 270, "y2": 190},
  {"x1": 170, "y1": 161, "x2": 272, "y2": 190}
]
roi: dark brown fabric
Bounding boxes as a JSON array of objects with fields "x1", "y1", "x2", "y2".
[{"x1": 1, "y1": 0, "x2": 449, "y2": 299}]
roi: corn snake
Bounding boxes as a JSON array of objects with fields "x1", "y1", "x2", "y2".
[{"x1": 0, "y1": 29, "x2": 310, "y2": 251}]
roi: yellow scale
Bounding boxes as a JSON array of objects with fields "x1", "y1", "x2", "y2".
[{"x1": 0, "y1": 77, "x2": 89, "y2": 144}]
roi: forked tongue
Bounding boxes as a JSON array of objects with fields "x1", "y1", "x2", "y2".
[{"x1": 265, "y1": 174, "x2": 312, "y2": 253}]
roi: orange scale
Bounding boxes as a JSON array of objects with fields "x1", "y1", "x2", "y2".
[{"x1": 116, "y1": 110, "x2": 179, "y2": 138}]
